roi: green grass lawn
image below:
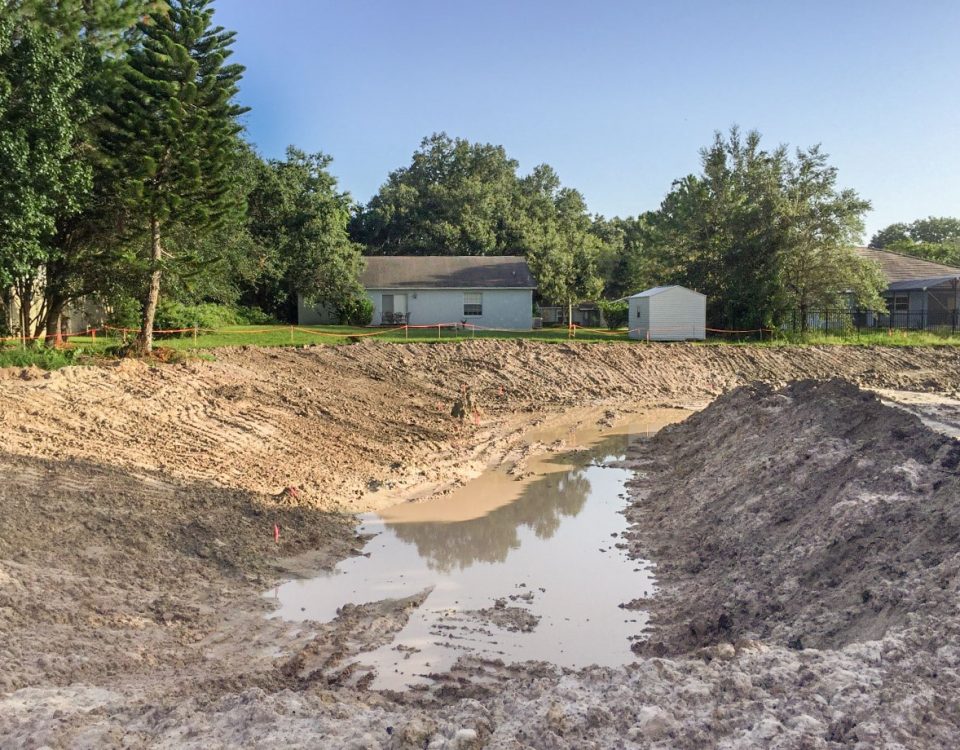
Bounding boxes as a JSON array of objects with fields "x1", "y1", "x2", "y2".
[
  {"x1": 63, "y1": 323, "x2": 635, "y2": 350},
  {"x1": 3, "y1": 323, "x2": 958, "y2": 370}
]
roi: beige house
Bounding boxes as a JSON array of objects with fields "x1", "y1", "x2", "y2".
[{"x1": 2, "y1": 286, "x2": 103, "y2": 339}]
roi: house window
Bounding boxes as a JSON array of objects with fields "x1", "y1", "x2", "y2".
[
  {"x1": 886, "y1": 294, "x2": 909, "y2": 314},
  {"x1": 463, "y1": 292, "x2": 483, "y2": 316}
]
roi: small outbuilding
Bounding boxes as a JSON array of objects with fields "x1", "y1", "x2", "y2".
[{"x1": 627, "y1": 285, "x2": 706, "y2": 341}]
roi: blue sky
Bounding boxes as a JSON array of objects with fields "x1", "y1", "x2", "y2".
[{"x1": 215, "y1": 0, "x2": 960, "y2": 240}]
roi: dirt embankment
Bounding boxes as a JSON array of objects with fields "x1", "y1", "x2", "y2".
[
  {"x1": 1, "y1": 341, "x2": 959, "y2": 515},
  {"x1": 3, "y1": 343, "x2": 960, "y2": 748},
  {"x1": 627, "y1": 380, "x2": 960, "y2": 656}
]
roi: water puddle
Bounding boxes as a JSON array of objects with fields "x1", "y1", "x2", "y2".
[
  {"x1": 874, "y1": 389, "x2": 960, "y2": 439},
  {"x1": 267, "y1": 408, "x2": 690, "y2": 690}
]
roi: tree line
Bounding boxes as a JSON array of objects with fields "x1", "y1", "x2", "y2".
[
  {"x1": 3, "y1": 0, "x2": 953, "y2": 348},
  {"x1": 0, "y1": 0, "x2": 362, "y2": 352}
]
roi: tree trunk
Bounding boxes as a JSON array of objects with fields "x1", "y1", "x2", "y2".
[
  {"x1": 44, "y1": 295, "x2": 65, "y2": 347},
  {"x1": 138, "y1": 217, "x2": 163, "y2": 355},
  {"x1": 17, "y1": 281, "x2": 33, "y2": 346},
  {"x1": 799, "y1": 302, "x2": 808, "y2": 334}
]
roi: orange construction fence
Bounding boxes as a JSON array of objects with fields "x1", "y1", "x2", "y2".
[{"x1": 2, "y1": 321, "x2": 779, "y2": 347}]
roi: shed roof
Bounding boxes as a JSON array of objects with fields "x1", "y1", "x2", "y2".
[
  {"x1": 628, "y1": 285, "x2": 705, "y2": 299},
  {"x1": 854, "y1": 246, "x2": 960, "y2": 284},
  {"x1": 360, "y1": 256, "x2": 536, "y2": 289}
]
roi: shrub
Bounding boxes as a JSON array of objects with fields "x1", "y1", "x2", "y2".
[
  {"x1": 0, "y1": 345, "x2": 80, "y2": 370},
  {"x1": 598, "y1": 300, "x2": 628, "y2": 330},
  {"x1": 337, "y1": 296, "x2": 374, "y2": 326},
  {"x1": 155, "y1": 301, "x2": 245, "y2": 332},
  {"x1": 235, "y1": 306, "x2": 275, "y2": 325},
  {"x1": 105, "y1": 295, "x2": 142, "y2": 329}
]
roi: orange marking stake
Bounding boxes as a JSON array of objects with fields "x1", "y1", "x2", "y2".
[{"x1": 273, "y1": 524, "x2": 280, "y2": 543}]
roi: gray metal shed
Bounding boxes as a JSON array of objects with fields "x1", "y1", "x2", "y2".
[{"x1": 627, "y1": 285, "x2": 706, "y2": 341}]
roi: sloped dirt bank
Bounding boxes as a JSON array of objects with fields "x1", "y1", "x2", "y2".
[
  {"x1": 626, "y1": 379, "x2": 960, "y2": 656},
  {"x1": 1, "y1": 341, "x2": 959, "y2": 516},
  {"x1": 3, "y1": 344, "x2": 960, "y2": 747}
]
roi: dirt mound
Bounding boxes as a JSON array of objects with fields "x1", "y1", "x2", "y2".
[{"x1": 628, "y1": 379, "x2": 960, "y2": 654}]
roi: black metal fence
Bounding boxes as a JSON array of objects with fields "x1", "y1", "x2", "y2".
[{"x1": 789, "y1": 308, "x2": 960, "y2": 335}]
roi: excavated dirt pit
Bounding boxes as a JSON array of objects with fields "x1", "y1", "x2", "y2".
[
  {"x1": 268, "y1": 410, "x2": 690, "y2": 690},
  {"x1": 3, "y1": 342, "x2": 960, "y2": 747}
]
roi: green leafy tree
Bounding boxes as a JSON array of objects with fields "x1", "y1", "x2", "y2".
[
  {"x1": 870, "y1": 217, "x2": 960, "y2": 267},
  {"x1": 245, "y1": 147, "x2": 364, "y2": 322},
  {"x1": 353, "y1": 137, "x2": 609, "y2": 315},
  {"x1": 0, "y1": 16, "x2": 90, "y2": 338},
  {"x1": 513, "y1": 165, "x2": 603, "y2": 319},
  {"x1": 593, "y1": 214, "x2": 660, "y2": 298},
  {"x1": 351, "y1": 133, "x2": 519, "y2": 256},
  {"x1": 0, "y1": 0, "x2": 159, "y2": 342},
  {"x1": 778, "y1": 145, "x2": 884, "y2": 326},
  {"x1": 650, "y1": 127, "x2": 881, "y2": 328},
  {"x1": 104, "y1": 0, "x2": 247, "y2": 353}
]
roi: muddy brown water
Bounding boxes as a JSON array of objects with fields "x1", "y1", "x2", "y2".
[{"x1": 268, "y1": 409, "x2": 691, "y2": 690}]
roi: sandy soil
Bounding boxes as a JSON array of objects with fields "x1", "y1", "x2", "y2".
[{"x1": 2, "y1": 341, "x2": 960, "y2": 747}]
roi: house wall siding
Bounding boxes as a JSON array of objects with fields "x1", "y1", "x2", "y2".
[
  {"x1": 298, "y1": 289, "x2": 534, "y2": 330},
  {"x1": 370, "y1": 288, "x2": 533, "y2": 329}
]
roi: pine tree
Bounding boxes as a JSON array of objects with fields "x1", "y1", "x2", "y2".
[{"x1": 105, "y1": 0, "x2": 247, "y2": 353}]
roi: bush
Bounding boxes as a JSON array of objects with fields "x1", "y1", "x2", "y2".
[
  {"x1": 336, "y1": 296, "x2": 374, "y2": 326},
  {"x1": 105, "y1": 295, "x2": 142, "y2": 329},
  {"x1": 155, "y1": 301, "x2": 251, "y2": 332},
  {"x1": 598, "y1": 300, "x2": 628, "y2": 330},
  {"x1": 236, "y1": 306, "x2": 275, "y2": 325},
  {"x1": 106, "y1": 299, "x2": 276, "y2": 335},
  {"x1": 0, "y1": 345, "x2": 81, "y2": 370}
]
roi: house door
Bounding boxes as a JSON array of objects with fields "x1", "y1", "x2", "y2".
[{"x1": 382, "y1": 293, "x2": 407, "y2": 322}]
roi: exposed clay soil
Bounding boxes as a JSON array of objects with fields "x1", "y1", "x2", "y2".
[{"x1": 2, "y1": 341, "x2": 960, "y2": 747}]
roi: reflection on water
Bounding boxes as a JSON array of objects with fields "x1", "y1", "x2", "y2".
[
  {"x1": 388, "y1": 468, "x2": 592, "y2": 572},
  {"x1": 268, "y1": 411, "x2": 689, "y2": 690}
]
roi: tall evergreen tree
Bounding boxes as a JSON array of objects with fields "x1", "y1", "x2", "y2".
[{"x1": 105, "y1": 0, "x2": 247, "y2": 353}]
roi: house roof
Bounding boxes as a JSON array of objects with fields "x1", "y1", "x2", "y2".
[
  {"x1": 854, "y1": 246, "x2": 960, "y2": 285},
  {"x1": 360, "y1": 256, "x2": 536, "y2": 289},
  {"x1": 888, "y1": 274, "x2": 960, "y2": 292},
  {"x1": 628, "y1": 285, "x2": 705, "y2": 299}
]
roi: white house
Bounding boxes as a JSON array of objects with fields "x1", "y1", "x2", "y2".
[
  {"x1": 298, "y1": 256, "x2": 536, "y2": 330},
  {"x1": 627, "y1": 285, "x2": 706, "y2": 341}
]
